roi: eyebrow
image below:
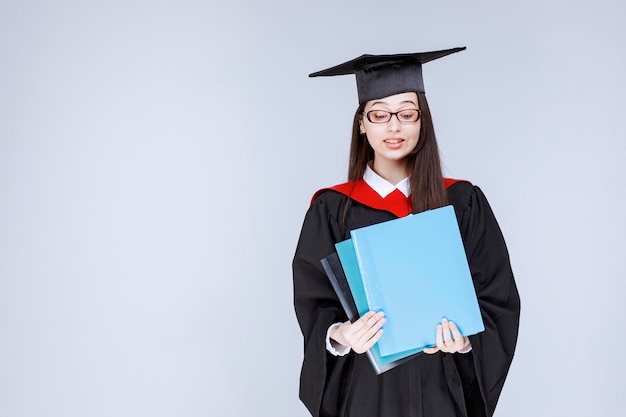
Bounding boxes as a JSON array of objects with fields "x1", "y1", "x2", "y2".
[{"x1": 369, "y1": 100, "x2": 418, "y2": 107}]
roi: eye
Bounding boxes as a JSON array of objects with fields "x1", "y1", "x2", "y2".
[
  {"x1": 370, "y1": 110, "x2": 389, "y2": 121},
  {"x1": 398, "y1": 110, "x2": 417, "y2": 121}
]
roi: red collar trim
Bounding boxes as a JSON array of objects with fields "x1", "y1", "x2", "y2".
[
  {"x1": 443, "y1": 178, "x2": 463, "y2": 189},
  {"x1": 311, "y1": 178, "x2": 466, "y2": 218}
]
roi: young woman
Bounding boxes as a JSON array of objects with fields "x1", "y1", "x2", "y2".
[{"x1": 293, "y1": 47, "x2": 520, "y2": 417}]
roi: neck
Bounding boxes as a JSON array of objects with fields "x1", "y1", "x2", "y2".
[{"x1": 371, "y1": 159, "x2": 409, "y2": 185}]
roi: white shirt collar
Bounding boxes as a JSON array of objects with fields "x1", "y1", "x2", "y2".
[{"x1": 363, "y1": 165, "x2": 410, "y2": 198}]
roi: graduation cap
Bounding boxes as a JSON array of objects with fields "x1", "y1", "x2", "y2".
[{"x1": 309, "y1": 47, "x2": 466, "y2": 103}]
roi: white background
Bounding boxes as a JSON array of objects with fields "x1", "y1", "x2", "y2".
[{"x1": 1, "y1": 1, "x2": 625, "y2": 416}]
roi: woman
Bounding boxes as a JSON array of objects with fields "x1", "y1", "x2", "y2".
[{"x1": 293, "y1": 47, "x2": 520, "y2": 417}]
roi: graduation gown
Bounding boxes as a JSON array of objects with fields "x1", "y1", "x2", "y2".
[{"x1": 292, "y1": 179, "x2": 520, "y2": 417}]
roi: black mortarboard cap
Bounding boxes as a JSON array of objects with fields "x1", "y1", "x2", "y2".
[{"x1": 309, "y1": 47, "x2": 466, "y2": 103}]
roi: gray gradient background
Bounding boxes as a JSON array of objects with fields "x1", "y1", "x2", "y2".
[{"x1": 1, "y1": 1, "x2": 624, "y2": 416}]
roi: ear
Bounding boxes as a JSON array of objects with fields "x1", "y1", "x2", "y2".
[{"x1": 359, "y1": 118, "x2": 366, "y2": 135}]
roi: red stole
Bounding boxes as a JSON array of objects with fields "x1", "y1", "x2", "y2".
[{"x1": 311, "y1": 178, "x2": 464, "y2": 218}]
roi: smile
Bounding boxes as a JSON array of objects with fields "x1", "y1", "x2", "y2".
[{"x1": 384, "y1": 139, "x2": 404, "y2": 144}]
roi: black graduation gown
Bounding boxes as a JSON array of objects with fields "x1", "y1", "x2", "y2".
[{"x1": 292, "y1": 180, "x2": 520, "y2": 417}]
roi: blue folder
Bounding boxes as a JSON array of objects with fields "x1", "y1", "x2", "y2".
[
  {"x1": 321, "y1": 250, "x2": 421, "y2": 374},
  {"x1": 338, "y1": 205, "x2": 484, "y2": 357},
  {"x1": 334, "y1": 241, "x2": 424, "y2": 364}
]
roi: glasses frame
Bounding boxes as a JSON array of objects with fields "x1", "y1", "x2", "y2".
[{"x1": 362, "y1": 109, "x2": 422, "y2": 124}]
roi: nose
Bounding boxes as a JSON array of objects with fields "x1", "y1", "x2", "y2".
[{"x1": 387, "y1": 114, "x2": 402, "y2": 131}]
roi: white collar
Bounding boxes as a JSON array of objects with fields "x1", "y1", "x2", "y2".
[{"x1": 363, "y1": 165, "x2": 410, "y2": 198}]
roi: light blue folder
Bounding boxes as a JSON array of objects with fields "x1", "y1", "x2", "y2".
[
  {"x1": 335, "y1": 240, "x2": 425, "y2": 365},
  {"x1": 339, "y1": 205, "x2": 484, "y2": 357}
]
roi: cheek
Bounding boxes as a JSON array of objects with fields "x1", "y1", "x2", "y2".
[
  {"x1": 363, "y1": 123, "x2": 382, "y2": 138},
  {"x1": 409, "y1": 124, "x2": 422, "y2": 141}
]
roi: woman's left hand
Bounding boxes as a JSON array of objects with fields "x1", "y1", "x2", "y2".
[{"x1": 423, "y1": 318, "x2": 469, "y2": 354}]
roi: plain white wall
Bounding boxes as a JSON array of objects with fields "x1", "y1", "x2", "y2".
[{"x1": 1, "y1": 1, "x2": 624, "y2": 416}]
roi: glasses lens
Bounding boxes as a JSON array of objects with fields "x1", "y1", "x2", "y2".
[
  {"x1": 367, "y1": 110, "x2": 391, "y2": 123},
  {"x1": 398, "y1": 110, "x2": 420, "y2": 122}
]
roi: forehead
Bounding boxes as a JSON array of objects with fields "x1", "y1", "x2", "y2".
[{"x1": 365, "y1": 92, "x2": 418, "y2": 109}]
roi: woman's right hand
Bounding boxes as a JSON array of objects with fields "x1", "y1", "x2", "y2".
[{"x1": 329, "y1": 311, "x2": 386, "y2": 354}]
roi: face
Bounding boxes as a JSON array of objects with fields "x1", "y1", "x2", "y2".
[{"x1": 359, "y1": 92, "x2": 421, "y2": 173}]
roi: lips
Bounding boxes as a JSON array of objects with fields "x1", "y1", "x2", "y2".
[
  {"x1": 383, "y1": 138, "x2": 405, "y2": 149},
  {"x1": 384, "y1": 139, "x2": 404, "y2": 144}
]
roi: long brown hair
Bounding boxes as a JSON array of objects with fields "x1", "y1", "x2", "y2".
[{"x1": 347, "y1": 92, "x2": 448, "y2": 214}]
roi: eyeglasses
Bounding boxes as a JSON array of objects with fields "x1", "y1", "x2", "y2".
[{"x1": 362, "y1": 109, "x2": 422, "y2": 124}]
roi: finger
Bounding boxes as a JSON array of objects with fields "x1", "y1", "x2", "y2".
[
  {"x1": 353, "y1": 327, "x2": 384, "y2": 354},
  {"x1": 435, "y1": 323, "x2": 444, "y2": 348},
  {"x1": 345, "y1": 312, "x2": 382, "y2": 344},
  {"x1": 461, "y1": 336, "x2": 470, "y2": 350},
  {"x1": 357, "y1": 311, "x2": 377, "y2": 326},
  {"x1": 356, "y1": 316, "x2": 386, "y2": 346},
  {"x1": 342, "y1": 315, "x2": 374, "y2": 345},
  {"x1": 355, "y1": 311, "x2": 383, "y2": 328},
  {"x1": 365, "y1": 311, "x2": 385, "y2": 328},
  {"x1": 448, "y1": 321, "x2": 464, "y2": 347},
  {"x1": 441, "y1": 318, "x2": 453, "y2": 345},
  {"x1": 423, "y1": 346, "x2": 440, "y2": 355},
  {"x1": 349, "y1": 311, "x2": 377, "y2": 335},
  {"x1": 361, "y1": 328, "x2": 384, "y2": 351},
  {"x1": 443, "y1": 322, "x2": 469, "y2": 353}
]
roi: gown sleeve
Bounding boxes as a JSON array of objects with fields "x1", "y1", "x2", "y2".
[
  {"x1": 292, "y1": 193, "x2": 352, "y2": 417},
  {"x1": 452, "y1": 184, "x2": 521, "y2": 417}
]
